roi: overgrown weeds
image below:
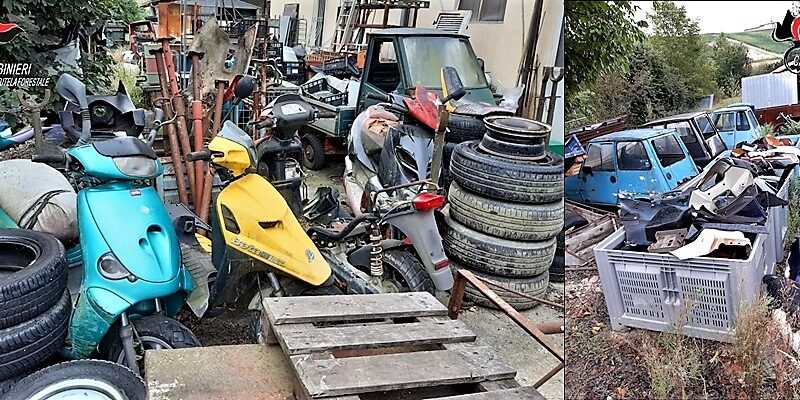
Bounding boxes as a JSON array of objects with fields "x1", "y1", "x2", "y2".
[
  {"x1": 640, "y1": 315, "x2": 704, "y2": 400},
  {"x1": 732, "y1": 293, "x2": 775, "y2": 396}
]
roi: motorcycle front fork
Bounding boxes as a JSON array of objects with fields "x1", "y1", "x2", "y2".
[{"x1": 119, "y1": 298, "x2": 164, "y2": 375}]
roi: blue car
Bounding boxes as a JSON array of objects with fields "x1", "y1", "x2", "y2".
[
  {"x1": 710, "y1": 103, "x2": 761, "y2": 149},
  {"x1": 565, "y1": 128, "x2": 700, "y2": 207}
]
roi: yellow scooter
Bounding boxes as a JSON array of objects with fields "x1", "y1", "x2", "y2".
[{"x1": 174, "y1": 78, "x2": 339, "y2": 321}]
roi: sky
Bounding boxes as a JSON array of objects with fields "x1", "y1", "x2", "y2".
[{"x1": 632, "y1": 1, "x2": 794, "y2": 33}]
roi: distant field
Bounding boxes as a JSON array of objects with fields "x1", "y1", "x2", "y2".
[{"x1": 702, "y1": 29, "x2": 785, "y2": 55}]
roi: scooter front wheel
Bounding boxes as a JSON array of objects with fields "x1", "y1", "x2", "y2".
[{"x1": 103, "y1": 315, "x2": 200, "y2": 372}]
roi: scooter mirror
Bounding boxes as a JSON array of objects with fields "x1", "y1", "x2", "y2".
[
  {"x1": 55, "y1": 73, "x2": 88, "y2": 109},
  {"x1": 440, "y1": 66, "x2": 466, "y2": 103},
  {"x1": 233, "y1": 75, "x2": 255, "y2": 100},
  {"x1": 477, "y1": 58, "x2": 486, "y2": 72}
]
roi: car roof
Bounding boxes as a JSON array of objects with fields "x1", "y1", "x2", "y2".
[
  {"x1": 713, "y1": 103, "x2": 755, "y2": 113},
  {"x1": 642, "y1": 111, "x2": 708, "y2": 126},
  {"x1": 591, "y1": 128, "x2": 676, "y2": 142},
  {"x1": 369, "y1": 28, "x2": 469, "y2": 39}
]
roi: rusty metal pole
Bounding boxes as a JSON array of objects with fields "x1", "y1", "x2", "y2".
[
  {"x1": 151, "y1": 48, "x2": 190, "y2": 206},
  {"x1": 197, "y1": 79, "x2": 229, "y2": 227},
  {"x1": 159, "y1": 37, "x2": 198, "y2": 207},
  {"x1": 188, "y1": 50, "x2": 206, "y2": 205}
]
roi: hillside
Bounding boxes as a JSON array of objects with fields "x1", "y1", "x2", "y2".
[{"x1": 702, "y1": 29, "x2": 784, "y2": 55}]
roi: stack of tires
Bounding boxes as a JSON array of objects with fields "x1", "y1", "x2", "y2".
[
  {"x1": 440, "y1": 116, "x2": 564, "y2": 311},
  {"x1": 0, "y1": 229, "x2": 71, "y2": 395}
]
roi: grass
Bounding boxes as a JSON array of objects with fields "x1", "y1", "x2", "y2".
[
  {"x1": 784, "y1": 178, "x2": 800, "y2": 259},
  {"x1": 732, "y1": 293, "x2": 776, "y2": 397},
  {"x1": 715, "y1": 96, "x2": 742, "y2": 108},
  {"x1": 702, "y1": 29, "x2": 785, "y2": 55}
]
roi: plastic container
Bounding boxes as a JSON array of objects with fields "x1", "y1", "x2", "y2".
[{"x1": 594, "y1": 228, "x2": 772, "y2": 342}]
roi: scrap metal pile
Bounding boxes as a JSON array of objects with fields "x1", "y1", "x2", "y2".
[{"x1": 618, "y1": 136, "x2": 797, "y2": 260}]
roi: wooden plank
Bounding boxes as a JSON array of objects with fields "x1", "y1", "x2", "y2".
[
  {"x1": 263, "y1": 292, "x2": 446, "y2": 325},
  {"x1": 291, "y1": 345, "x2": 516, "y2": 398},
  {"x1": 475, "y1": 378, "x2": 520, "y2": 391},
  {"x1": 275, "y1": 319, "x2": 476, "y2": 355},
  {"x1": 437, "y1": 387, "x2": 545, "y2": 400}
]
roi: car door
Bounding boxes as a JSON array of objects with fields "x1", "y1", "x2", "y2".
[
  {"x1": 712, "y1": 111, "x2": 737, "y2": 149},
  {"x1": 650, "y1": 133, "x2": 699, "y2": 190},
  {"x1": 578, "y1": 142, "x2": 618, "y2": 206},
  {"x1": 615, "y1": 140, "x2": 658, "y2": 198}
]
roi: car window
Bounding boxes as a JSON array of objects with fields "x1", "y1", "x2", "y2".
[
  {"x1": 714, "y1": 112, "x2": 735, "y2": 132},
  {"x1": 616, "y1": 141, "x2": 650, "y2": 171},
  {"x1": 584, "y1": 143, "x2": 615, "y2": 171},
  {"x1": 651, "y1": 135, "x2": 686, "y2": 167},
  {"x1": 736, "y1": 111, "x2": 751, "y2": 131},
  {"x1": 694, "y1": 115, "x2": 718, "y2": 140}
]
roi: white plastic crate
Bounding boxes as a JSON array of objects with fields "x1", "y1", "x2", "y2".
[{"x1": 594, "y1": 229, "x2": 771, "y2": 342}]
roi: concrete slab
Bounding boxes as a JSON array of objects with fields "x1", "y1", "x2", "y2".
[{"x1": 145, "y1": 344, "x2": 294, "y2": 400}]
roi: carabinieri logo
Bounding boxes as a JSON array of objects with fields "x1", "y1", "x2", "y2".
[
  {"x1": 0, "y1": 23, "x2": 23, "y2": 45},
  {"x1": 773, "y1": 10, "x2": 800, "y2": 73}
]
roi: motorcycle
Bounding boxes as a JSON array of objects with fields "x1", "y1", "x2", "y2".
[
  {"x1": 311, "y1": 83, "x2": 467, "y2": 294},
  {"x1": 29, "y1": 74, "x2": 201, "y2": 374}
]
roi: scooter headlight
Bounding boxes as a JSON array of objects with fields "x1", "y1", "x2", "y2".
[
  {"x1": 113, "y1": 156, "x2": 158, "y2": 178},
  {"x1": 98, "y1": 253, "x2": 133, "y2": 281}
]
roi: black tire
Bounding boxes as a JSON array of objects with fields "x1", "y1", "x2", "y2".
[
  {"x1": 478, "y1": 131, "x2": 546, "y2": 160},
  {"x1": 0, "y1": 229, "x2": 68, "y2": 330},
  {"x1": 452, "y1": 263, "x2": 549, "y2": 311},
  {"x1": 450, "y1": 141, "x2": 563, "y2": 204},
  {"x1": 446, "y1": 114, "x2": 485, "y2": 143},
  {"x1": 301, "y1": 133, "x2": 326, "y2": 170},
  {"x1": 0, "y1": 290, "x2": 70, "y2": 381},
  {"x1": 382, "y1": 249, "x2": 434, "y2": 293},
  {"x1": 565, "y1": 211, "x2": 589, "y2": 231},
  {"x1": 105, "y1": 315, "x2": 200, "y2": 367},
  {"x1": 0, "y1": 376, "x2": 19, "y2": 396},
  {"x1": 448, "y1": 181, "x2": 563, "y2": 241},
  {"x1": 440, "y1": 143, "x2": 458, "y2": 191},
  {"x1": 440, "y1": 208, "x2": 556, "y2": 277},
  {"x1": 2, "y1": 360, "x2": 146, "y2": 400},
  {"x1": 550, "y1": 232, "x2": 565, "y2": 283}
]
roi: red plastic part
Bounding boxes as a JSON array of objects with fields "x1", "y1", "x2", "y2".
[
  {"x1": 412, "y1": 192, "x2": 446, "y2": 211},
  {"x1": 404, "y1": 87, "x2": 441, "y2": 131}
]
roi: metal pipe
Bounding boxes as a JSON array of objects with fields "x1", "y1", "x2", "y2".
[
  {"x1": 535, "y1": 321, "x2": 565, "y2": 335},
  {"x1": 533, "y1": 363, "x2": 564, "y2": 389},
  {"x1": 197, "y1": 79, "x2": 229, "y2": 228},
  {"x1": 159, "y1": 37, "x2": 199, "y2": 207},
  {"x1": 152, "y1": 48, "x2": 190, "y2": 206},
  {"x1": 189, "y1": 50, "x2": 206, "y2": 206},
  {"x1": 448, "y1": 269, "x2": 564, "y2": 364}
]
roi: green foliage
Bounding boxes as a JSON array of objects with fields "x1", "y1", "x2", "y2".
[
  {"x1": 0, "y1": 0, "x2": 143, "y2": 127},
  {"x1": 751, "y1": 59, "x2": 784, "y2": 76},
  {"x1": 565, "y1": 1, "x2": 647, "y2": 112},
  {"x1": 702, "y1": 30, "x2": 786, "y2": 55},
  {"x1": 564, "y1": 89, "x2": 595, "y2": 128},
  {"x1": 648, "y1": 1, "x2": 716, "y2": 100},
  {"x1": 712, "y1": 35, "x2": 752, "y2": 97},
  {"x1": 758, "y1": 123, "x2": 775, "y2": 137}
]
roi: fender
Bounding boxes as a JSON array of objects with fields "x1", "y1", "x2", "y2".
[{"x1": 384, "y1": 209, "x2": 453, "y2": 291}]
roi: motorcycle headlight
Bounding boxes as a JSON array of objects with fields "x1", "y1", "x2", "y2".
[
  {"x1": 98, "y1": 253, "x2": 132, "y2": 280},
  {"x1": 113, "y1": 156, "x2": 158, "y2": 178}
]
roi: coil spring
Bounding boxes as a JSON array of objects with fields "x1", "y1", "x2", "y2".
[{"x1": 369, "y1": 228, "x2": 383, "y2": 278}]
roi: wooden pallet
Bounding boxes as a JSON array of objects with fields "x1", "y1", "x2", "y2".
[{"x1": 261, "y1": 292, "x2": 545, "y2": 400}]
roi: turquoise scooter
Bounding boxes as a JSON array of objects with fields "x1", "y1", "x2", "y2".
[{"x1": 28, "y1": 74, "x2": 202, "y2": 374}]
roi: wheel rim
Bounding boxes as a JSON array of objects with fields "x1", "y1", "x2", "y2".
[
  {"x1": 27, "y1": 378, "x2": 127, "y2": 400},
  {"x1": 303, "y1": 139, "x2": 315, "y2": 163},
  {"x1": 116, "y1": 335, "x2": 173, "y2": 366}
]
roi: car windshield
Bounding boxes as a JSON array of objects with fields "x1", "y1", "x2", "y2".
[
  {"x1": 694, "y1": 115, "x2": 718, "y2": 140},
  {"x1": 402, "y1": 37, "x2": 488, "y2": 89}
]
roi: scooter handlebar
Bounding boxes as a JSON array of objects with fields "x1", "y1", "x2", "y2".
[
  {"x1": 185, "y1": 149, "x2": 212, "y2": 162},
  {"x1": 365, "y1": 92, "x2": 393, "y2": 103},
  {"x1": 32, "y1": 154, "x2": 67, "y2": 165},
  {"x1": 315, "y1": 111, "x2": 337, "y2": 119},
  {"x1": 254, "y1": 117, "x2": 276, "y2": 129}
]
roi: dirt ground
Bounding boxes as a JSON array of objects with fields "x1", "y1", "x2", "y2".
[{"x1": 563, "y1": 265, "x2": 790, "y2": 400}]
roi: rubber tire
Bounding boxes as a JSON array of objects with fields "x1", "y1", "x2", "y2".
[
  {"x1": 0, "y1": 290, "x2": 70, "y2": 381},
  {"x1": 549, "y1": 232, "x2": 565, "y2": 283},
  {"x1": 440, "y1": 142, "x2": 458, "y2": 192},
  {"x1": 0, "y1": 376, "x2": 20, "y2": 396},
  {"x1": 440, "y1": 208, "x2": 556, "y2": 277},
  {"x1": 446, "y1": 114, "x2": 486, "y2": 143},
  {"x1": 448, "y1": 181, "x2": 563, "y2": 241},
  {"x1": 301, "y1": 133, "x2": 326, "y2": 170},
  {"x1": 0, "y1": 229, "x2": 68, "y2": 330},
  {"x1": 452, "y1": 263, "x2": 549, "y2": 311},
  {"x1": 565, "y1": 211, "x2": 589, "y2": 231},
  {"x1": 1, "y1": 360, "x2": 146, "y2": 400},
  {"x1": 382, "y1": 249, "x2": 434, "y2": 294},
  {"x1": 105, "y1": 315, "x2": 201, "y2": 365},
  {"x1": 479, "y1": 132, "x2": 546, "y2": 160},
  {"x1": 450, "y1": 141, "x2": 563, "y2": 204}
]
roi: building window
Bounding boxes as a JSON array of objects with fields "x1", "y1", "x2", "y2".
[{"x1": 458, "y1": 0, "x2": 507, "y2": 22}]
